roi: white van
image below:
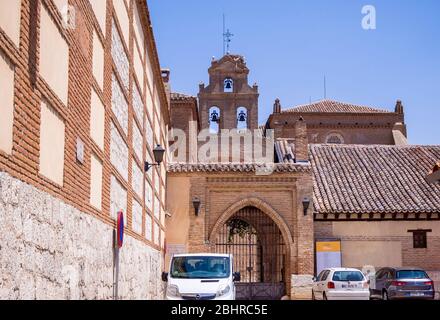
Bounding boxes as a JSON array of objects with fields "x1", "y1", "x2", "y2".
[{"x1": 162, "y1": 253, "x2": 240, "y2": 300}]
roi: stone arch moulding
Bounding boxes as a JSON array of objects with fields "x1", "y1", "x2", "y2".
[
  {"x1": 208, "y1": 197, "x2": 294, "y2": 248},
  {"x1": 325, "y1": 132, "x2": 345, "y2": 144}
]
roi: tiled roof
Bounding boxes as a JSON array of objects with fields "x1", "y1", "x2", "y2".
[
  {"x1": 168, "y1": 163, "x2": 311, "y2": 174},
  {"x1": 310, "y1": 144, "x2": 440, "y2": 215},
  {"x1": 282, "y1": 99, "x2": 391, "y2": 114},
  {"x1": 170, "y1": 92, "x2": 197, "y2": 102},
  {"x1": 275, "y1": 139, "x2": 296, "y2": 164}
]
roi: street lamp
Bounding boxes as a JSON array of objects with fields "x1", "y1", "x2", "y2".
[
  {"x1": 144, "y1": 145, "x2": 165, "y2": 172},
  {"x1": 192, "y1": 197, "x2": 201, "y2": 216},
  {"x1": 302, "y1": 197, "x2": 310, "y2": 216}
]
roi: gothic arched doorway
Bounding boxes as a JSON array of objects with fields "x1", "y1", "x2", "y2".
[{"x1": 214, "y1": 206, "x2": 287, "y2": 300}]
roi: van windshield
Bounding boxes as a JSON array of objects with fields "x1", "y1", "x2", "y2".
[{"x1": 171, "y1": 256, "x2": 231, "y2": 279}]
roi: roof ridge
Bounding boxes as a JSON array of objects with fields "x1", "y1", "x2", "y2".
[
  {"x1": 281, "y1": 99, "x2": 391, "y2": 113},
  {"x1": 310, "y1": 144, "x2": 440, "y2": 149},
  {"x1": 171, "y1": 92, "x2": 197, "y2": 102}
]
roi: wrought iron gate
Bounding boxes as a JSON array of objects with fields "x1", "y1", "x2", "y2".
[{"x1": 215, "y1": 206, "x2": 286, "y2": 300}]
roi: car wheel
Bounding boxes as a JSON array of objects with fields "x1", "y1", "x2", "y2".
[
  {"x1": 382, "y1": 290, "x2": 388, "y2": 301},
  {"x1": 323, "y1": 292, "x2": 328, "y2": 301}
]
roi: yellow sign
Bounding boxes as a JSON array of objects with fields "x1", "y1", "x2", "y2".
[{"x1": 316, "y1": 241, "x2": 341, "y2": 253}]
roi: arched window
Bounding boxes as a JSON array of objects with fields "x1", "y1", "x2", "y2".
[
  {"x1": 224, "y1": 78, "x2": 233, "y2": 93},
  {"x1": 209, "y1": 106, "x2": 220, "y2": 134},
  {"x1": 325, "y1": 133, "x2": 344, "y2": 144},
  {"x1": 236, "y1": 107, "x2": 248, "y2": 131}
]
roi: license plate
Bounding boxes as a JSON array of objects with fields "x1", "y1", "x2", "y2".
[
  {"x1": 342, "y1": 284, "x2": 359, "y2": 289},
  {"x1": 409, "y1": 292, "x2": 425, "y2": 297}
]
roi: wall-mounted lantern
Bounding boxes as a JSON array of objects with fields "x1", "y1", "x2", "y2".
[
  {"x1": 192, "y1": 197, "x2": 201, "y2": 216},
  {"x1": 144, "y1": 145, "x2": 165, "y2": 172},
  {"x1": 302, "y1": 197, "x2": 311, "y2": 216}
]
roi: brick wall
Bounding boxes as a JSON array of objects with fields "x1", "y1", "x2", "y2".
[
  {"x1": 168, "y1": 170, "x2": 314, "y2": 297},
  {"x1": 0, "y1": 0, "x2": 169, "y2": 299},
  {"x1": 269, "y1": 112, "x2": 405, "y2": 145},
  {"x1": 198, "y1": 56, "x2": 259, "y2": 132},
  {"x1": 170, "y1": 98, "x2": 198, "y2": 163},
  {"x1": 314, "y1": 221, "x2": 440, "y2": 272}
]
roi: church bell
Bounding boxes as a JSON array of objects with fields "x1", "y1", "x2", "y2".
[
  {"x1": 238, "y1": 110, "x2": 247, "y2": 122},
  {"x1": 210, "y1": 110, "x2": 219, "y2": 123},
  {"x1": 224, "y1": 78, "x2": 233, "y2": 90}
]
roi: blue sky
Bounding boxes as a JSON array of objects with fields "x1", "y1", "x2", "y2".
[{"x1": 149, "y1": 0, "x2": 440, "y2": 145}]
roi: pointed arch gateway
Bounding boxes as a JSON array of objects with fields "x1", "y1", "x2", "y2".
[{"x1": 209, "y1": 198, "x2": 294, "y2": 300}]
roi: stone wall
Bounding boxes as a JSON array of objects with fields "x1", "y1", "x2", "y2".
[
  {"x1": 0, "y1": 171, "x2": 164, "y2": 300},
  {"x1": 291, "y1": 274, "x2": 314, "y2": 300},
  {"x1": 110, "y1": 123, "x2": 129, "y2": 181},
  {"x1": 111, "y1": 19, "x2": 130, "y2": 91}
]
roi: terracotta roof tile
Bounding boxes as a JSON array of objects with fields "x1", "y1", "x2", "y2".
[
  {"x1": 282, "y1": 99, "x2": 391, "y2": 114},
  {"x1": 171, "y1": 92, "x2": 196, "y2": 102},
  {"x1": 167, "y1": 163, "x2": 311, "y2": 174},
  {"x1": 275, "y1": 139, "x2": 296, "y2": 163},
  {"x1": 310, "y1": 144, "x2": 440, "y2": 214}
]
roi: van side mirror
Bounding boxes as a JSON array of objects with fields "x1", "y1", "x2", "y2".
[
  {"x1": 161, "y1": 272, "x2": 169, "y2": 282},
  {"x1": 312, "y1": 276, "x2": 317, "y2": 282},
  {"x1": 233, "y1": 272, "x2": 241, "y2": 282}
]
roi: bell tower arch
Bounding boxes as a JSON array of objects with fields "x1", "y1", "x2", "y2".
[{"x1": 198, "y1": 55, "x2": 259, "y2": 131}]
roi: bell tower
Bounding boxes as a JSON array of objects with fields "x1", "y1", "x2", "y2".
[{"x1": 198, "y1": 55, "x2": 259, "y2": 132}]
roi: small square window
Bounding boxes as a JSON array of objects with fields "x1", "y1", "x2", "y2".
[{"x1": 412, "y1": 231, "x2": 427, "y2": 249}]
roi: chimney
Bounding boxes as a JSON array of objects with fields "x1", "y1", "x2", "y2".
[
  {"x1": 161, "y1": 69, "x2": 171, "y2": 106},
  {"x1": 273, "y1": 98, "x2": 281, "y2": 114},
  {"x1": 294, "y1": 117, "x2": 309, "y2": 163},
  {"x1": 395, "y1": 99, "x2": 404, "y2": 114}
]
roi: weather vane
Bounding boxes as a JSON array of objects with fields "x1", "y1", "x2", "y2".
[{"x1": 223, "y1": 14, "x2": 234, "y2": 55}]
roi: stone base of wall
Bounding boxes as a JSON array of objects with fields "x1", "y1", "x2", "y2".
[
  {"x1": 0, "y1": 171, "x2": 164, "y2": 300},
  {"x1": 291, "y1": 274, "x2": 314, "y2": 300}
]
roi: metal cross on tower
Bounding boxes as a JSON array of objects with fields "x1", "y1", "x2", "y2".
[{"x1": 223, "y1": 14, "x2": 234, "y2": 55}]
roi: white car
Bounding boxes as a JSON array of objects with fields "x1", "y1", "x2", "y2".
[
  {"x1": 162, "y1": 253, "x2": 240, "y2": 300},
  {"x1": 312, "y1": 268, "x2": 370, "y2": 300}
]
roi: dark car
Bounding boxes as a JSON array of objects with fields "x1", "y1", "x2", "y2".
[{"x1": 370, "y1": 267, "x2": 435, "y2": 300}]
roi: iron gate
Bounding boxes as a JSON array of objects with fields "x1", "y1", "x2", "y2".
[{"x1": 215, "y1": 206, "x2": 286, "y2": 300}]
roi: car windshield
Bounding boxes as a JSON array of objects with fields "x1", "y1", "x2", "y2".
[
  {"x1": 171, "y1": 256, "x2": 231, "y2": 279},
  {"x1": 396, "y1": 270, "x2": 428, "y2": 279},
  {"x1": 332, "y1": 271, "x2": 364, "y2": 282}
]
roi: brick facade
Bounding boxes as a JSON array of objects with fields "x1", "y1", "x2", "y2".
[
  {"x1": 167, "y1": 53, "x2": 439, "y2": 301},
  {"x1": 268, "y1": 100, "x2": 406, "y2": 145},
  {"x1": 167, "y1": 171, "x2": 314, "y2": 297},
  {"x1": 0, "y1": 0, "x2": 170, "y2": 299},
  {"x1": 199, "y1": 55, "x2": 259, "y2": 131},
  {"x1": 314, "y1": 221, "x2": 440, "y2": 272}
]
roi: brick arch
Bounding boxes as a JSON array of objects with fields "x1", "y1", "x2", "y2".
[{"x1": 209, "y1": 197, "x2": 294, "y2": 248}]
